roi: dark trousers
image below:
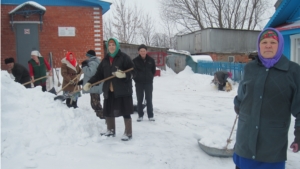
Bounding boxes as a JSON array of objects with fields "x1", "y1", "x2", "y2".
[
  {"x1": 90, "y1": 93, "x2": 102, "y2": 111},
  {"x1": 236, "y1": 166, "x2": 240, "y2": 169},
  {"x1": 135, "y1": 83, "x2": 153, "y2": 118},
  {"x1": 34, "y1": 84, "x2": 46, "y2": 92}
]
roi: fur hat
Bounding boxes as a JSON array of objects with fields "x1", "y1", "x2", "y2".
[
  {"x1": 138, "y1": 44, "x2": 147, "y2": 51},
  {"x1": 86, "y1": 50, "x2": 96, "y2": 57},
  {"x1": 4, "y1": 57, "x2": 14, "y2": 64}
]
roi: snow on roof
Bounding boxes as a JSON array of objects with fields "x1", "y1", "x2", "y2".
[
  {"x1": 9, "y1": 1, "x2": 46, "y2": 14},
  {"x1": 167, "y1": 49, "x2": 191, "y2": 56},
  {"x1": 276, "y1": 20, "x2": 300, "y2": 31},
  {"x1": 190, "y1": 55, "x2": 213, "y2": 62}
]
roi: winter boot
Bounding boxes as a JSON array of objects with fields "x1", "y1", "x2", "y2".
[
  {"x1": 137, "y1": 116, "x2": 143, "y2": 122},
  {"x1": 72, "y1": 100, "x2": 78, "y2": 108},
  {"x1": 66, "y1": 98, "x2": 72, "y2": 108},
  {"x1": 100, "y1": 117, "x2": 115, "y2": 137},
  {"x1": 149, "y1": 117, "x2": 155, "y2": 121},
  {"x1": 121, "y1": 118, "x2": 132, "y2": 141}
]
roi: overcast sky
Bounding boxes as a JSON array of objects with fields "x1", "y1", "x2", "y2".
[{"x1": 103, "y1": 0, "x2": 278, "y2": 33}]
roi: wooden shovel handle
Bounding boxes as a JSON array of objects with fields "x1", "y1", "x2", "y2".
[
  {"x1": 72, "y1": 67, "x2": 134, "y2": 94},
  {"x1": 56, "y1": 72, "x2": 83, "y2": 94},
  {"x1": 22, "y1": 76, "x2": 48, "y2": 86}
]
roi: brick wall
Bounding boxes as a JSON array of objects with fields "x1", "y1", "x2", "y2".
[
  {"x1": 209, "y1": 53, "x2": 250, "y2": 63},
  {"x1": 1, "y1": 5, "x2": 104, "y2": 70}
]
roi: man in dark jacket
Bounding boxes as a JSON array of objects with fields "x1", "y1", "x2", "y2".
[
  {"x1": 133, "y1": 44, "x2": 156, "y2": 122},
  {"x1": 4, "y1": 57, "x2": 31, "y2": 88}
]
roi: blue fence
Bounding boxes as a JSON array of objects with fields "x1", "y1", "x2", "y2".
[{"x1": 197, "y1": 61, "x2": 246, "y2": 82}]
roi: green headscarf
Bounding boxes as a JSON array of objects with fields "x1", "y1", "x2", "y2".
[{"x1": 106, "y1": 38, "x2": 120, "y2": 58}]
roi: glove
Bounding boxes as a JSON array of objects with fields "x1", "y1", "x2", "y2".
[
  {"x1": 81, "y1": 60, "x2": 88, "y2": 68},
  {"x1": 234, "y1": 106, "x2": 239, "y2": 115},
  {"x1": 290, "y1": 127, "x2": 300, "y2": 152},
  {"x1": 77, "y1": 79, "x2": 83, "y2": 86},
  {"x1": 112, "y1": 69, "x2": 126, "y2": 78},
  {"x1": 83, "y1": 82, "x2": 92, "y2": 91},
  {"x1": 69, "y1": 80, "x2": 76, "y2": 85}
]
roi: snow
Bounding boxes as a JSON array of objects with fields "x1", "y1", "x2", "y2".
[
  {"x1": 190, "y1": 55, "x2": 213, "y2": 62},
  {"x1": 9, "y1": 1, "x2": 46, "y2": 14},
  {"x1": 1, "y1": 66, "x2": 299, "y2": 169},
  {"x1": 168, "y1": 49, "x2": 190, "y2": 56}
]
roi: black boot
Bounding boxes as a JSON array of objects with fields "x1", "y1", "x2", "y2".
[
  {"x1": 72, "y1": 100, "x2": 78, "y2": 108},
  {"x1": 66, "y1": 98, "x2": 72, "y2": 108}
]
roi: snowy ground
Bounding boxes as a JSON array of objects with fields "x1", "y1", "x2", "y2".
[{"x1": 1, "y1": 66, "x2": 299, "y2": 169}]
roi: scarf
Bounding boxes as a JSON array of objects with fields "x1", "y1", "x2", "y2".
[
  {"x1": 257, "y1": 28, "x2": 284, "y2": 68},
  {"x1": 66, "y1": 52, "x2": 77, "y2": 67}
]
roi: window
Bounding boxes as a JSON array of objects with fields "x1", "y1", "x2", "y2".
[
  {"x1": 290, "y1": 34, "x2": 300, "y2": 65},
  {"x1": 228, "y1": 56, "x2": 235, "y2": 62}
]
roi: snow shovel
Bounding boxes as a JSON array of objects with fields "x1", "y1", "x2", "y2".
[
  {"x1": 53, "y1": 73, "x2": 83, "y2": 101},
  {"x1": 71, "y1": 67, "x2": 134, "y2": 94},
  {"x1": 22, "y1": 76, "x2": 48, "y2": 86},
  {"x1": 198, "y1": 115, "x2": 238, "y2": 157}
]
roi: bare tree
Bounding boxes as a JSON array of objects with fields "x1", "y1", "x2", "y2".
[
  {"x1": 111, "y1": 0, "x2": 142, "y2": 43},
  {"x1": 140, "y1": 13, "x2": 156, "y2": 46},
  {"x1": 103, "y1": 18, "x2": 114, "y2": 41},
  {"x1": 152, "y1": 33, "x2": 171, "y2": 48},
  {"x1": 159, "y1": 0, "x2": 271, "y2": 32}
]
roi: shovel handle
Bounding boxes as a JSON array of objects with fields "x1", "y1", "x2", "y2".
[
  {"x1": 22, "y1": 76, "x2": 48, "y2": 86},
  {"x1": 72, "y1": 67, "x2": 134, "y2": 94},
  {"x1": 56, "y1": 72, "x2": 83, "y2": 94},
  {"x1": 224, "y1": 115, "x2": 239, "y2": 150}
]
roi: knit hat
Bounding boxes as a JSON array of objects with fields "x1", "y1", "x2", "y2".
[
  {"x1": 4, "y1": 57, "x2": 14, "y2": 64},
  {"x1": 259, "y1": 30, "x2": 278, "y2": 42},
  {"x1": 31, "y1": 50, "x2": 41, "y2": 57},
  {"x1": 106, "y1": 38, "x2": 120, "y2": 58},
  {"x1": 86, "y1": 50, "x2": 96, "y2": 57},
  {"x1": 228, "y1": 72, "x2": 232, "y2": 79},
  {"x1": 138, "y1": 44, "x2": 147, "y2": 51}
]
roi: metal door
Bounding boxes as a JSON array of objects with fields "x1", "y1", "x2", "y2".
[{"x1": 15, "y1": 23, "x2": 40, "y2": 70}]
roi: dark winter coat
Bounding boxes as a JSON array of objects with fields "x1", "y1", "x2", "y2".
[
  {"x1": 234, "y1": 56, "x2": 300, "y2": 163},
  {"x1": 61, "y1": 58, "x2": 82, "y2": 92},
  {"x1": 133, "y1": 54, "x2": 156, "y2": 84},
  {"x1": 88, "y1": 49, "x2": 134, "y2": 99},
  {"x1": 11, "y1": 63, "x2": 31, "y2": 86},
  {"x1": 214, "y1": 71, "x2": 229, "y2": 85}
]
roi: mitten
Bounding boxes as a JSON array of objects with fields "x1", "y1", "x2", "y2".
[
  {"x1": 290, "y1": 127, "x2": 300, "y2": 152},
  {"x1": 69, "y1": 80, "x2": 76, "y2": 85},
  {"x1": 112, "y1": 70, "x2": 126, "y2": 78},
  {"x1": 83, "y1": 82, "x2": 92, "y2": 91},
  {"x1": 234, "y1": 106, "x2": 239, "y2": 115},
  {"x1": 81, "y1": 60, "x2": 88, "y2": 68},
  {"x1": 77, "y1": 79, "x2": 83, "y2": 86}
]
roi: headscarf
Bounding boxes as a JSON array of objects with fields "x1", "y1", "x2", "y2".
[
  {"x1": 106, "y1": 38, "x2": 120, "y2": 58},
  {"x1": 257, "y1": 28, "x2": 284, "y2": 68},
  {"x1": 66, "y1": 51, "x2": 77, "y2": 67}
]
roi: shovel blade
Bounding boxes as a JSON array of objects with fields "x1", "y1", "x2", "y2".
[{"x1": 54, "y1": 95, "x2": 66, "y2": 101}]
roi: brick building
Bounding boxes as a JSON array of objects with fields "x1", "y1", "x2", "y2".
[{"x1": 1, "y1": 0, "x2": 111, "y2": 70}]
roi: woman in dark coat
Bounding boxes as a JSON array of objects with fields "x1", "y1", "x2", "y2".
[
  {"x1": 83, "y1": 38, "x2": 134, "y2": 141},
  {"x1": 233, "y1": 28, "x2": 300, "y2": 169}
]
